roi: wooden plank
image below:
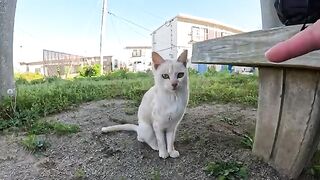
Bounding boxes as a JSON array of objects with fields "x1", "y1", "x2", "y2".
[
  {"x1": 271, "y1": 69, "x2": 320, "y2": 179},
  {"x1": 191, "y1": 25, "x2": 320, "y2": 70},
  {"x1": 253, "y1": 68, "x2": 284, "y2": 161}
]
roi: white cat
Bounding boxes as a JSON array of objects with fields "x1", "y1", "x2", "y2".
[{"x1": 101, "y1": 50, "x2": 189, "y2": 159}]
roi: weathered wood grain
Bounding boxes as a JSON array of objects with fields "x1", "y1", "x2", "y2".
[
  {"x1": 253, "y1": 68, "x2": 284, "y2": 161},
  {"x1": 191, "y1": 25, "x2": 320, "y2": 70},
  {"x1": 271, "y1": 69, "x2": 320, "y2": 178}
]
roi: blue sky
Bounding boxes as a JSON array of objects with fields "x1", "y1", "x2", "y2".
[{"x1": 13, "y1": 0, "x2": 262, "y2": 66}]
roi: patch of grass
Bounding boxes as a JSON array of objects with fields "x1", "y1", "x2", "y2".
[
  {"x1": 307, "y1": 165, "x2": 320, "y2": 178},
  {"x1": 29, "y1": 120, "x2": 80, "y2": 135},
  {"x1": 305, "y1": 150, "x2": 320, "y2": 178},
  {"x1": 240, "y1": 134, "x2": 254, "y2": 149},
  {"x1": 220, "y1": 116, "x2": 239, "y2": 126},
  {"x1": 189, "y1": 73, "x2": 258, "y2": 107},
  {"x1": 150, "y1": 169, "x2": 161, "y2": 180},
  {"x1": 1, "y1": 71, "x2": 258, "y2": 132},
  {"x1": 204, "y1": 161, "x2": 248, "y2": 180},
  {"x1": 73, "y1": 168, "x2": 86, "y2": 179},
  {"x1": 21, "y1": 134, "x2": 50, "y2": 152},
  {"x1": 124, "y1": 107, "x2": 136, "y2": 115},
  {"x1": 53, "y1": 122, "x2": 80, "y2": 135},
  {"x1": 179, "y1": 131, "x2": 193, "y2": 144}
]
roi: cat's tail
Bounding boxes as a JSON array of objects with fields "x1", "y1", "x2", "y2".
[{"x1": 101, "y1": 124, "x2": 138, "y2": 133}]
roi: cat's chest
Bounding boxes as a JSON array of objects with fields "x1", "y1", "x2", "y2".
[{"x1": 153, "y1": 94, "x2": 187, "y2": 122}]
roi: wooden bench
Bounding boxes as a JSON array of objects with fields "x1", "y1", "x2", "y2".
[{"x1": 192, "y1": 24, "x2": 320, "y2": 179}]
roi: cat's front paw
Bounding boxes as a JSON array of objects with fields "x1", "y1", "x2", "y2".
[
  {"x1": 159, "y1": 151, "x2": 169, "y2": 159},
  {"x1": 169, "y1": 150, "x2": 180, "y2": 158}
]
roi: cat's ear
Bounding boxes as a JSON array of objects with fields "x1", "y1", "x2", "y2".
[
  {"x1": 177, "y1": 50, "x2": 188, "y2": 67},
  {"x1": 152, "y1": 52, "x2": 165, "y2": 70}
]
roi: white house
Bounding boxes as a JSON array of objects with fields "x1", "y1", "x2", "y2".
[
  {"x1": 124, "y1": 46, "x2": 152, "y2": 72},
  {"x1": 152, "y1": 14, "x2": 250, "y2": 73}
]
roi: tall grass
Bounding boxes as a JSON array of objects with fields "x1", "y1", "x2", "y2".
[
  {"x1": 189, "y1": 72, "x2": 257, "y2": 106},
  {"x1": 0, "y1": 70, "x2": 258, "y2": 131}
]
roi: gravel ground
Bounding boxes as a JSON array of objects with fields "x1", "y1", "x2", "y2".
[{"x1": 0, "y1": 99, "x2": 284, "y2": 180}]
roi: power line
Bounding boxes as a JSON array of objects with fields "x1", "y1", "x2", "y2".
[
  {"x1": 110, "y1": 15, "x2": 123, "y2": 47},
  {"x1": 155, "y1": 45, "x2": 190, "y2": 53},
  {"x1": 108, "y1": 11, "x2": 152, "y2": 32},
  {"x1": 140, "y1": 9, "x2": 166, "y2": 21}
]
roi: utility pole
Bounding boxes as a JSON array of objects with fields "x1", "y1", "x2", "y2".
[
  {"x1": 0, "y1": 0, "x2": 17, "y2": 102},
  {"x1": 99, "y1": 0, "x2": 107, "y2": 75}
]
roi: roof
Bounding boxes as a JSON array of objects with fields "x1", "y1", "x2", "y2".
[
  {"x1": 152, "y1": 13, "x2": 244, "y2": 34},
  {"x1": 20, "y1": 56, "x2": 112, "y2": 66},
  {"x1": 124, "y1": 46, "x2": 152, "y2": 49}
]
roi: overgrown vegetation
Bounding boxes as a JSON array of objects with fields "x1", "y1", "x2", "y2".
[
  {"x1": 0, "y1": 70, "x2": 258, "y2": 132},
  {"x1": 21, "y1": 134, "x2": 50, "y2": 152},
  {"x1": 204, "y1": 161, "x2": 248, "y2": 180},
  {"x1": 79, "y1": 64, "x2": 101, "y2": 77}
]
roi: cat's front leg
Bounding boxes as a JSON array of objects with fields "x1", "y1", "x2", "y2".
[
  {"x1": 153, "y1": 122, "x2": 169, "y2": 159},
  {"x1": 166, "y1": 127, "x2": 179, "y2": 158}
]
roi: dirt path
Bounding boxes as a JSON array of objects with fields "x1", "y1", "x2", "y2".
[{"x1": 0, "y1": 99, "x2": 282, "y2": 179}]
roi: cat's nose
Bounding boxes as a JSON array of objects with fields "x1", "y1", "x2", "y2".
[{"x1": 172, "y1": 83, "x2": 178, "y2": 88}]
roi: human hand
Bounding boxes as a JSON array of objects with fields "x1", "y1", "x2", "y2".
[{"x1": 265, "y1": 19, "x2": 320, "y2": 62}]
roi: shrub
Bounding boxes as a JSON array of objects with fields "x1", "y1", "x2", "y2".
[
  {"x1": 15, "y1": 72, "x2": 44, "y2": 81},
  {"x1": 188, "y1": 68, "x2": 199, "y2": 76},
  {"x1": 79, "y1": 64, "x2": 101, "y2": 77}
]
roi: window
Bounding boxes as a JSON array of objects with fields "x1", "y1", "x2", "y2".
[
  {"x1": 132, "y1": 49, "x2": 142, "y2": 57},
  {"x1": 191, "y1": 26, "x2": 208, "y2": 42},
  {"x1": 35, "y1": 68, "x2": 41, "y2": 73},
  {"x1": 114, "y1": 59, "x2": 118, "y2": 68}
]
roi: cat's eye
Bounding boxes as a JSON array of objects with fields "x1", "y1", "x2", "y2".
[
  {"x1": 162, "y1": 74, "x2": 170, "y2": 79},
  {"x1": 177, "y1": 72, "x2": 184, "y2": 78}
]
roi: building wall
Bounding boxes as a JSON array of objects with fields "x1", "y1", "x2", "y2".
[
  {"x1": 27, "y1": 64, "x2": 43, "y2": 74},
  {"x1": 152, "y1": 19, "x2": 178, "y2": 60},
  {"x1": 124, "y1": 47, "x2": 152, "y2": 72},
  {"x1": 153, "y1": 16, "x2": 243, "y2": 71}
]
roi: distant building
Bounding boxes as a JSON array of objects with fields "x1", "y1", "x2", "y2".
[
  {"x1": 82, "y1": 55, "x2": 113, "y2": 73},
  {"x1": 19, "y1": 49, "x2": 112, "y2": 77},
  {"x1": 152, "y1": 14, "x2": 251, "y2": 73},
  {"x1": 124, "y1": 46, "x2": 152, "y2": 72}
]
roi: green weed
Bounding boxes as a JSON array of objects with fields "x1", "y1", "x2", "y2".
[
  {"x1": 305, "y1": 150, "x2": 320, "y2": 178},
  {"x1": 204, "y1": 161, "x2": 248, "y2": 180},
  {"x1": 74, "y1": 168, "x2": 86, "y2": 179},
  {"x1": 150, "y1": 169, "x2": 161, "y2": 180},
  {"x1": 240, "y1": 134, "x2": 254, "y2": 149},
  {"x1": 21, "y1": 134, "x2": 50, "y2": 152}
]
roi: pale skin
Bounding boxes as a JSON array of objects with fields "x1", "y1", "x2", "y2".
[
  {"x1": 265, "y1": 19, "x2": 320, "y2": 62},
  {"x1": 102, "y1": 50, "x2": 189, "y2": 159}
]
